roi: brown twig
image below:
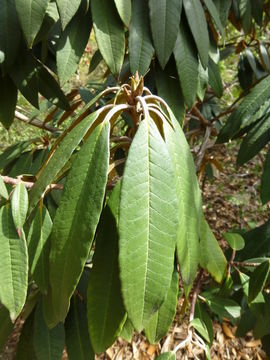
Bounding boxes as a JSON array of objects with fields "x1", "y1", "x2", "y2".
[
  {"x1": 190, "y1": 106, "x2": 212, "y2": 127},
  {"x1": 1, "y1": 175, "x2": 63, "y2": 191},
  {"x1": 15, "y1": 110, "x2": 59, "y2": 133},
  {"x1": 232, "y1": 261, "x2": 261, "y2": 268}
]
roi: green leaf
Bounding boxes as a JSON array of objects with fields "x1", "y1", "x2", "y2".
[
  {"x1": 217, "y1": 75, "x2": 270, "y2": 143},
  {"x1": 149, "y1": 0, "x2": 182, "y2": 69},
  {"x1": 114, "y1": 0, "x2": 131, "y2": 26},
  {"x1": 129, "y1": 0, "x2": 154, "y2": 75},
  {"x1": 57, "y1": 2, "x2": 92, "y2": 85},
  {"x1": 224, "y1": 232, "x2": 245, "y2": 251},
  {"x1": 200, "y1": 216, "x2": 227, "y2": 283},
  {"x1": 261, "y1": 149, "x2": 270, "y2": 204},
  {"x1": 0, "y1": 140, "x2": 32, "y2": 170},
  {"x1": 11, "y1": 182, "x2": 28, "y2": 229},
  {"x1": 27, "y1": 204, "x2": 52, "y2": 293},
  {"x1": 16, "y1": 309, "x2": 36, "y2": 360},
  {"x1": 91, "y1": 0, "x2": 125, "y2": 75},
  {"x1": 120, "y1": 317, "x2": 133, "y2": 342},
  {"x1": 205, "y1": 295, "x2": 241, "y2": 320},
  {"x1": 248, "y1": 260, "x2": 270, "y2": 303},
  {"x1": 34, "y1": 301, "x2": 65, "y2": 360},
  {"x1": 251, "y1": 0, "x2": 263, "y2": 25},
  {"x1": 87, "y1": 182, "x2": 126, "y2": 353},
  {"x1": 237, "y1": 114, "x2": 270, "y2": 165},
  {"x1": 194, "y1": 302, "x2": 213, "y2": 343},
  {"x1": 214, "y1": 0, "x2": 232, "y2": 27},
  {"x1": 0, "y1": 74, "x2": 17, "y2": 129},
  {"x1": 204, "y1": 0, "x2": 224, "y2": 37},
  {"x1": 65, "y1": 296, "x2": 94, "y2": 360},
  {"x1": 174, "y1": 21, "x2": 198, "y2": 108},
  {"x1": 155, "y1": 64, "x2": 185, "y2": 124},
  {"x1": 14, "y1": 0, "x2": 49, "y2": 47},
  {"x1": 0, "y1": 306, "x2": 13, "y2": 352},
  {"x1": 145, "y1": 270, "x2": 179, "y2": 344},
  {"x1": 56, "y1": 0, "x2": 80, "y2": 30},
  {"x1": 259, "y1": 44, "x2": 270, "y2": 72},
  {"x1": 239, "y1": 0, "x2": 252, "y2": 34},
  {"x1": 155, "y1": 353, "x2": 176, "y2": 360},
  {"x1": 0, "y1": 0, "x2": 21, "y2": 68},
  {"x1": 197, "y1": 61, "x2": 209, "y2": 101},
  {"x1": 0, "y1": 205, "x2": 28, "y2": 321},
  {"x1": 9, "y1": 51, "x2": 39, "y2": 108},
  {"x1": 183, "y1": 0, "x2": 209, "y2": 68},
  {"x1": 29, "y1": 112, "x2": 98, "y2": 214},
  {"x1": 164, "y1": 112, "x2": 202, "y2": 285},
  {"x1": 119, "y1": 118, "x2": 178, "y2": 331},
  {"x1": 49, "y1": 122, "x2": 110, "y2": 324},
  {"x1": 0, "y1": 176, "x2": 9, "y2": 200},
  {"x1": 208, "y1": 58, "x2": 223, "y2": 98}
]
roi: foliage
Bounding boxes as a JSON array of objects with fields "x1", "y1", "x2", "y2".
[{"x1": 1, "y1": 0, "x2": 270, "y2": 358}]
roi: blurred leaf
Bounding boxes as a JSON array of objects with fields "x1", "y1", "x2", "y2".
[
  {"x1": 238, "y1": 54, "x2": 254, "y2": 90},
  {"x1": 214, "y1": 0, "x2": 232, "y2": 27},
  {"x1": 149, "y1": 0, "x2": 182, "y2": 69},
  {"x1": 239, "y1": 0, "x2": 252, "y2": 34},
  {"x1": 261, "y1": 148, "x2": 270, "y2": 204},
  {"x1": 114, "y1": 0, "x2": 131, "y2": 26},
  {"x1": 0, "y1": 176, "x2": 9, "y2": 200},
  {"x1": 89, "y1": 49, "x2": 103, "y2": 74},
  {"x1": 120, "y1": 317, "x2": 133, "y2": 342},
  {"x1": 0, "y1": 74, "x2": 17, "y2": 129},
  {"x1": 0, "y1": 205, "x2": 28, "y2": 321},
  {"x1": 208, "y1": 58, "x2": 223, "y2": 97},
  {"x1": 251, "y1": 0, "x2": 263, "y2": 26},
  {"x1": 0, "y1": 306, "x2": 13, "y2": 352},
  {"x1": 197, "y1": 61, "x2": 208, "y2": 101},
  {"x1": 129, "y1": 0, "x2": 154, "y2": 75},
  {"x1": 259, "y1": 44, "x2": 270, "y2": 72},
  {"x1": 16, "y1": 310, "x2": 36, "y2": 360},
  {"x1": 194, "y1": 302, "x2": 213, "y2": 343},
  {"x1": 56, "y1": 0, "x2": 80, "y2": 30},
  {"x1": 0, "y1": 141, "x2": 32, "y2": 171},
  {"x1": 14, "y1": 0, "x2": 49, "y2": 47},
  {"x1": 155, "y1": 353, "x2": 176, "y2": 360},
  {"x1": 91, "y1": 0, "x2": 125, "y2": 75},
  {"x1": 248, "y1": 260, "x2": 270, "y2": 303},
  {"x1": 204, "y1": 0, "x2": 224, "y2": 37},
  {"x1": 205, "y1": 295, "x2": 241, "y2": 320},
  {"x1": 236, "y1": 309, "x2": 256, "y2": 337},
  {"x1": 11, "y1": 182, "x2": 28, "y2": 229},
  {"x1": 224, "y1": 232, "x2": 245, "y2": 251}
]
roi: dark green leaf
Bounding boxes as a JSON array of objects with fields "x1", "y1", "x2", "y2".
[
  {"x1": 236, "y1": 309, "x2": 256, "y2": 337},
  {"x1": 114, "y1": 0, "x2": 131, "y2": 26},
  {"x1": 0, "y1": 306, "x2": 13, "y2": 352},
  {"x1": 16, "y1": 310, "x2": 36, "y2": 360},
  {"x1": 238, "y1": 54, "x2": 254, "y2": 90},
  {"x1": 14, "y1": 0, "x2": 50, "y2": 47},
  {"x1": 239, "y1": 0, "x2": 252, "y2": 33},
  {"x1": 129, "y1": 0, "x2": 154, "y2": 75},
  {"x1": 0, "y1": 141, "x2": 31, "y2": 170},
  {"x1": 34, "y1": 301, "x2": 65, "y2": 360},
  {"x1": 65, "y1": 296, "x2": 94, "y2": 360},
  {"x1": 214, "y1": 0, "x2": 232, "y2": 27},
  {"x1": 11, "y1": 182, "x2": 28, "y2": 229},
  {"x1": 194, "y1": 302, "x2": 213, "y2": 343},
  {"x1": 91, "y1": 0, "x2": 125, "y2": 75},
  {"x1": 251, "y1": 0, "x2": 263, "y2": 25},
  {"x1": 149, "y1": 0, "x2": 182, "y2": 68},
  {"x1": 87, "y1": 182, "x2": 126, "y2": 353},
  {"x1": 248, "y1": 260, "x2": 270, "y2": 303},
  {"x1": 89, "y1": 49, "x2": 103, "y2": 74},
  {"x1": 0, "y1": 205, "x2": 28, "y2": 321},
  {"x1": 224, "y1": 232, "x2": 245, "y2": 251},
  {"x1": 183, "y1": 0, "x2": 209, "y2": 68},
  {"x1": 119, "y1": 118, "x2": 178, "y2": 331},
  {"x1": 145, "y1": 270, "x2": 179, "y2": 344},
  {"x1": 27, "y1": 204, "x2": 52, "y2": 293},
  {"x1": 56, "y1": 0, "x2": 80, "y2": 30},
  {"x1": 205, "y1": 295, "x2": 241, "y2": 320},
  {"x1": 208, "y1": 58, "x2": 223, "y2": 98},
  {"x1": 261, "y1": 149, "x2": 270, "y2": 204},
  {"x1": 57, "y1": 2, "x2": 92, "y2": 85},
  {"x1": 204, "y1": 0, "x2": 224, "y2": 37},
  {"x1": 49, "y1": 122, "x2": 110, "y2": 324},
  {"x1": 174, "y1": 20, "x2": 198, "y2": 108},
  {"x1": 259, "y1": 44, "x2": 270, "y2": 72},
  {"x1": 0, "y1": 74, "x2": 17, "y2": 129}
]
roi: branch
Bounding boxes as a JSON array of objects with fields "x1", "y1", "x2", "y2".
[
  {"x1": 15, "y1": 110, "x2": 59, "y2": 133},
  {"x1": 232, "y1": 261, "x2": 261, "y2": 268},
  {"x1": 190, "y1": 106, "x2": 212, "y2": 127},
  {"x1": 1, "y1": 175, "x2": 63, "y2": 191}
]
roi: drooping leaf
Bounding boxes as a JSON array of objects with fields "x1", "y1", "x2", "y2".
[
  {"x1": 27, "y1": 204, "x2": 52, "y2": 293},
  {"x1": 0, "y1": 74, "x2": 17, "y2": 129},
  {"x1": 16, "y1": 310, "x2": 36, "y2": 360},
  {"x1": 155, "y1": 64, "x2": 185, "y2": 124},
  {"x1": 259, "y1": 44, "x2": 270, "y2": 72},
  {"x1": 29, "y1": 111, "x2": 98, "y2": 214},
  {"x1": 0, "y1": 306, "x2": 13, "y2": 352},
  {"x1": 214, "y1": 0, "x2": 232, "y2": 27},
  {"x1": 197, "y1": 61, "x2": 209, "y2": 101},
  {"x1": 204, "y1": 0, "x2": 224, "y2": 37},
  {"x1": 205, "y1": 295, "x2": 241, "y2": 320},
  {"x1": 251, "y1": 0, "x2": 263, "y2": 25},
  {"x1": 114, "y1": 0, "x2": 131, "y2": 26},
  {"x1": 57, "y1": 1, "x2": 92, "y2": 85},
  {"x1": 129, "y1": 0, "x2": 154, "y2": 75},
  {"x1": 224, "y1": 232, "x2": 245, "y2": 251},
  {"x1": 0, "y1": 176, "x2": 9, "y2": 200},
  {"x1": 194, "y1": 301, "x2": 213, "y2": 343},
  {"x1": 237, "y1": 114, "x2": 270, "y2": 165},
  {"x1": 164, "y1": 111, "x2": 202, "y2": 285},
  {"x1": 0, "y1": 0, "x2": 21, "y2": 68},
  {"x1": 65, "y1": 296, "x2": 94, "y2": 360},
  {"x1": 208, "y1": 58, "x2": 223, "y2": 98},
  {"x1": 14, "y1": 0, "x2": 49, "y2": 47},
  {"x1": 89, "y1": 49, "x2": 103, "y2": 74},
  {"x1": 183, "y1": 0, "x2": 209, "y2": 68},
  {"x1": 120, "y1": 317, "x2": 133, "y2": 342},
  {"x1": 248, "y1": 260, "x2": 270, "y2": 303},
  {"x1": 174, "y1": 20, "x2": 198, "y2": 108},
  {"x1": 33, "y1": 301, "x2": 65, "y2": 360},
  {"x1": 236, "y1": 309, "x2": 257, "y2": 337},
  {"x1": 119, "y1": 118, "x2": 178, "y2": 331},
  {"x1": 200, "y1": 216, "x2": 227, "y2": 283},
  {"x1": 217, "y1": 75, "x2": 270, "y2": 143},
  {"x1": 238, "y1": 53, "x2": 254, "y2": 90},
  {"x1": 49, "y1": 122, "x2": 110, "y2": 324},
  {"x1": 91, "y1": 0, "x2": 125, "y2": 75},
  {"x1": 87, "y1": 182, "x2": 126, "y2": 353},
  {"x1": 149, "y1": 0, "x2": 182, "y2": 69},
  {"x1": 0, "y1": 140, "x2": 32, "y2": 170},
  {"x1": 11, "y1": 182, "x2": 28, "y2": 230},
  {"x1": 261, "y1": 149, "x2": 270, "y2": 204},
  {"x1": 56, "y1": 0, "x2": 80, "y2": 29},
  {"x1": 0, "y1": 205, "x2": 28, "y2": 321},
  {"x1": 145, "y1": 270, "x2": 179, "y2": 344},
  {"x1": 155, "y1": 353, "x2": 176, "y2": 360},
  {"x1": 239, "y1": 0, "x2": 252, "y2": 34}
]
